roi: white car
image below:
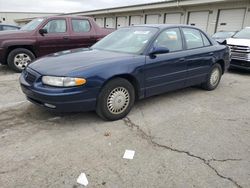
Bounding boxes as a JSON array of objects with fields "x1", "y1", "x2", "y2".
[{"x1": 227, "y1": 27, "x2": 250, "y2": 70}]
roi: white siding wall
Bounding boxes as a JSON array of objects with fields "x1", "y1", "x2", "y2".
[
  {"x1": 130, "y1": 15, "x2": 143, "y2": 25},
  {"x1": 95, "y1": 18, "x2": 105, "y2": 27},
  {"x1": 74, "y1": 0, "x2": 250, "y2": 34},
  {"x1": 146, "y1": 14, "x2": 160, "y2": 24},
  {"x1": 188, "y1": 11, "x2": 210, "y2": 31},
  {"x1": 105, "y1": 17, "x2": 115, "y2": 28},
  {"x1": 216, "y1": 9, "x2": 246, "y2": 31},
  {"x1": 116, "y1": 16, "x2": 127, "y2": 28},
  {"x1": 165, "y1": 13, "x2": 182, "y2": 24}
]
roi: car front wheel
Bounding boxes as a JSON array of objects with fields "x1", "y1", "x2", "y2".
[
  {"x1": 7, "y1": 48, "x2": 35, "y2": 72},
  {"x1": 202, "y1": 64, "x2": 222, "y2": 91},
  {"x1": 96, "y1": 78, "x2": 135, "y2": 121}
]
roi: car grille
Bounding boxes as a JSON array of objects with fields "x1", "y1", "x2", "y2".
[
  {"x1": 228, "y1": 45, "x2": 250, "y2": 61},
  {"x1": 24, "y1": 70, "x2": 37, "y2": 84}
]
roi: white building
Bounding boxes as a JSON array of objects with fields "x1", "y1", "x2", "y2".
[
  {"x1": 0, "y1": 12, "x2": 57, "y2": 26},
  {"x1": 65, "y1": 0, "x2": 250, "y2": 34}
]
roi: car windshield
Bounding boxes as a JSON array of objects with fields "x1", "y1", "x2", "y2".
[
  {"x1": 233, "y1": 28, "x2": 250, "y2": 39},
  {"x1": 92, "y1": 27, "x2": 158, "y2": 54},
  {"x1": 20, "y1": 18, "x2": 44, "y2": 31},
  {"x1": 212, "y1": 31, "x2": 235, "y2": 38}
]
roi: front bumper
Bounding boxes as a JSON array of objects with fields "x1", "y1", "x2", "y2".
[
  {"x1": 20, "y1": 68, "x2": 100, "y2": 112},
  {"x1": 0, "y1": 47, "x2": 6, "y2": 65},
  {"x1": 230, "y1": 60, "x2": 250, "y2": 71}
]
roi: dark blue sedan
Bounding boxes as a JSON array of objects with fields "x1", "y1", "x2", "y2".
[{"x1": 20, "y1": 25, "x2": 230, "y2": 120}]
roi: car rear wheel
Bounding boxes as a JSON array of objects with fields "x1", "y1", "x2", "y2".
[
  {"x1": 7, "y1": 48, "x2": 35, "y2": 72},
  {"x1": 202, "y1": 64, "x2": 222, "y2": 91},
  {"x1": 96, "y1": 78, "x2": 135, "y2": 121}
]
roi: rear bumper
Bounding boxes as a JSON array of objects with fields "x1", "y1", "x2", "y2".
[
  {"x1": 20, "y1": 70, "x2": 99, "y2": 112},
  {"x1": 230, "y1": 60, "x2": 250, "y2": 70}
]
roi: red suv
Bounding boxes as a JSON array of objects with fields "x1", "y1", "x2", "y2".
[{"x1": 0, "y1": 16, "x2": 113, "y2": 72}]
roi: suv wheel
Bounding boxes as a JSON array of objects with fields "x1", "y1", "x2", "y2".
[
  {"x1": 7, "y1": 48, "x2": 35, "y2": 72},
  {"x1": 96, "y1": 78, "x2": 135, "y2": 121},
  {"x1": 202, "y1": 64, "x2": 222, "y2": 91}
]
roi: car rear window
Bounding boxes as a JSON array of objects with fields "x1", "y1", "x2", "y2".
[
  {"x1": 183, "y1": 28, "x2": 204, "y2": 49},
  {"x1": 201, "y1": 33, "x2": 211, "y2": 46}
]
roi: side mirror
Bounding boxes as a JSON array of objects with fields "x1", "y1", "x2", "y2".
[
  {"x1": 39, "y1": 28, "x2": 48, "y2": 36},
  {"x1": 216, "y1": 39, "x2": 227, "y2": 45},
  {"x1": 149, "y1": 47, "x2": 170, "y2": 58}
]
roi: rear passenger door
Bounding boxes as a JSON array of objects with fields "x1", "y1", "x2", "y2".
[
  {"x1": 145, "y1": 27, "x2": 188, "y2": 97},
  {"x1": 181, "y1": 27, "x2": 214, "y2": 86},
  {"x1": 69, "y1": 18, "x2": 97, "y2": 48}
]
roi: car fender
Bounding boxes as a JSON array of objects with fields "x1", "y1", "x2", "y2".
[{"x1": 1, "y1": 39, "x2": 36, "y2": 49}]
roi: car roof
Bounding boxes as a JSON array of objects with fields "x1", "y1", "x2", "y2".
[
  {"x1": 215, "y1": 31, "x2": 236, "y2": 32},
  {"x1": 43, "y1": 15, "x2": 92, "y2": 20},
  {"x1": 129, "y1": 24, "x2": 204, "y2": 30}
]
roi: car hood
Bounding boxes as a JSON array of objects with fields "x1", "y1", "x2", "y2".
[
  {"x1": 227, "y1": 38, "x2": 250, "y2": 46},
  {"x1": 0, "y1": 30, "x2": 33, "y2": 39},
  {"x1": 29, "y1": 48, "x2": 137, "y2": 76}
]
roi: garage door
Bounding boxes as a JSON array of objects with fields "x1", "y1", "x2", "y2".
[
  {"x1": 188, "y1": 11, "x2": 209, "y2": 31},
  {"x1": 95, "y1": 18, "x2": 104, "y2": 27},
  {"x1": 130, "y1": 15, "x2": 142, "y2": 26},
  {"x1": 105, "y1": 17, "x2": 115, "y2": 28},
  {"x1": 216, "y1": 9, "x2": 245, "y2": 32},
  {"x1": 165, "y1": 13, "x2": 182, "y2": 24},
  {"x1": 146, "y1": 14, "x2": 160, "y2": 24},
  {"x1": 117, "y1": 16, "x2": 127, "y2": 28}
]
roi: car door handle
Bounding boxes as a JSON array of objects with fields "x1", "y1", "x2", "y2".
[
  {"x1": 178, "y1": 58, "x2": 185, "y2": 62},
  {"x1": 63, "y1": 36, "x2": 69, "y2": 40},
  {"x1": 209, "y1": 52, "x2": 214, "y2": 56}
]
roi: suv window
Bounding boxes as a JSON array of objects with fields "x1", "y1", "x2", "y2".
[
  {"x1": 43, "y1": 19, "x2": 66, "y2": 33},
  {"x1": 153, "y1": 28, "x2": 183, "y2": 52},
  {"x1": 183, "y1": 28, "x2": 204, "y2": 49},
  {"x1": 72, "y1": 19, "x2": 90, "y2": 32},
  {"x1": 3, "y1": 26, "x2": 18, "y2": 30}
]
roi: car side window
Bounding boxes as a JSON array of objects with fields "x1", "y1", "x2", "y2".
[
  {"x1": 43, "y1": 19, "x2": 66, "y2": 33},
  {"x1": 153, "y1": 28, "x2": 183, "y2": 52},
  {"x1": 201, "y1": 33, "x2": 211, "y2": 46},
  {"x1": 72, "y1": 19, "x2": 91, "y2": 32},
  {"x1": 183, "y1": 28, "x2": 204, "y2": 49}
]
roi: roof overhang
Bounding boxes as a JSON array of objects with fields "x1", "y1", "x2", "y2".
[{"x1": 63, "y1": 0, "x2": 237, "y2": 16}]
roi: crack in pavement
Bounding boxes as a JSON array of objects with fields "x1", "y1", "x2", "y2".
[
  {"x1": 123, "y1": 117, "x2": 243, "y2": 188},
  {"x1": 208, "y1": 158, "x2": 242, "y2": 163}
]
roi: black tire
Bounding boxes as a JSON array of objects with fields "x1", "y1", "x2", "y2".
[
  {"x1": 202, "y1": 64, "x2": 222, "y2": 91},
  {"x1": 7, "y1": 48, "x2": 35, "y2": 73},
  {"x1": 96, "y1": 78, "x2": 135, "y2": 121}
]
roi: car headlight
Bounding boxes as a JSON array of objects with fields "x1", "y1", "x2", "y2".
[{"x1": 42, "y1": 76, "x2": 86, "y2": 87}]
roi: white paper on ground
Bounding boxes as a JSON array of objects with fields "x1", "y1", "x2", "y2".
[
  {"x1": 123, "y1": 150, "x2": 135, "y2": 160},
  {"x1": 77, "y1": 173, "x2": 88, "y2": 186}
]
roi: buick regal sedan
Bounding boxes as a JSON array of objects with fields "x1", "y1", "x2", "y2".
[{"x1": 20, "y1": 25, "x2": 230, "y2": 121}]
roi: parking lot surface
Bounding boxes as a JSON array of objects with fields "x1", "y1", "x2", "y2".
[{"x1": 0, "y1": 65, "x2": 249, "y2": 188}]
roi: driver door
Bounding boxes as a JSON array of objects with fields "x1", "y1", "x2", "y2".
[
  {"x1": 144, "y1": 27, "x2": 188, "y2": 97},
  {"x1": 36, "y1": 18, "x2": 71, "y2": 57}
]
